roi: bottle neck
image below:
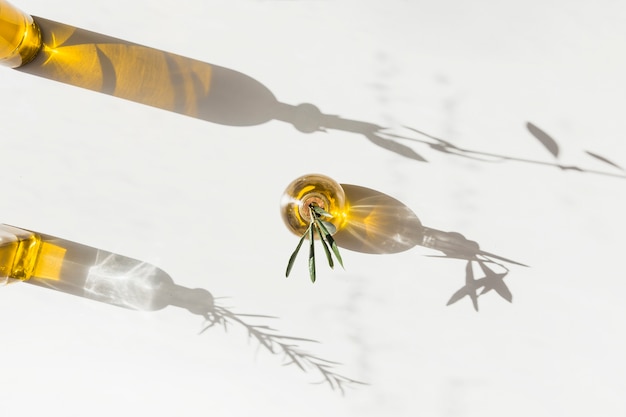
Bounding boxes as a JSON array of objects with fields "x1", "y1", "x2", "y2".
[
  {"x1": 166, "y1": 285, "x2": 214, "y2": 316},
  {"x1": 420, "y1": 227, "x2": 480, "y2": 258}
]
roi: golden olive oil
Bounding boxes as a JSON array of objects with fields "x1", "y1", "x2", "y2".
[
  {"x1": 0, "y1": 0, "x2": 41, "y2": 67},
  {"x1": 280, "y1": 174, "x2": 348, "y2": 236},
  {"x1": 0, "y1": 225, "x2": 66, "y2": 283}
]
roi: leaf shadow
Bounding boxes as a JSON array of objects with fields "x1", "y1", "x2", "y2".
[
  {"x1": 23, "y1": 229, "x2": 363, "y2": 394},
  {"x1": 334, "y1": 184, "x2": 527, "y2": 310},
  {"x1": 526, "y1": 122, "x2": 560, "y2": 158},
  {"x1": 17, "y1": 17, "x2": 625, "y2": 178}
]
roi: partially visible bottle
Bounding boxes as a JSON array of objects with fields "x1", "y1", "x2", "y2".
[
  {"x1": 0, "y1": 224, "x2": 214, "y2": 314},
  {"x1": 0, "y1": 224, "x2": 64, "y2": 284},
  {"x1": 0, "y1": 0, "x2": 41, "y2": 68}
]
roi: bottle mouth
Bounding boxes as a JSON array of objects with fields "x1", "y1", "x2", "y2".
[
  {"x1": 280, "y1": 173, "x2": 347, "y2": 237},
  {"x1": 298, "y1": 193, "x2": 329, "y2": 223}
]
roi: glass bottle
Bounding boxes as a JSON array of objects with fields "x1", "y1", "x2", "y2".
[
  {"x1": 0, "y1": 224, "x2": 48, "y2": 284},
  {"x1": 280, "y1": 173, "x2": 348, "y2": 236},
  {"x1": 0, "y1": 0, "x2": 41, "y2": 68},
  {"x1": 0, "y1": 224, "x2": 214, "y2": 313}
]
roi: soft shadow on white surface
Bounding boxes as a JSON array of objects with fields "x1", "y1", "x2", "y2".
[
  {"x1": 335, "y1": 184, "x2": 526, "y2": 311},
  {"x1": 2, "y1": 1, "x2": 626, "y2": 416},
  {"x1": 20, "y1": 17, "x2": 626, "y2": 179},
  {"x1": 24, "y1": 230, "x2": 363, "y2": 393}
]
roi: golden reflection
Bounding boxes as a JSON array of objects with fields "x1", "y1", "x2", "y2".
[
  {"x1": 20, "y1": 17, "x2": 214, "y2": 118},
  {"x1": 32, "y1": 241, "x2": 66, "y2": 280}
]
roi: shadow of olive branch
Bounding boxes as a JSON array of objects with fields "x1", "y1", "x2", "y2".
[
  {"x1": 422, "y1": 230, "x2": 517, "y2": 311},
  {"x1": 22, "y1": 18, "x2": 624, "y2": 180},
  {"x1": 334, "y1": 185, "x2": 527, "y2": 311},
  {"x1": 283, "y1": 106, "x2": 625, "y2": 180},
  {"x1": 376, "y1": 124, "x2": 626, "y2": 179},
  {"x1": 22, "y1": 229, "x2": 363, "y2": 393},
  {"x1": 445, "y1": 256, "x2": 513, "y2": 311},
  {"x1": 199, "y1": 303, "x2": 365, "y2": 394},
  {"x1": 20, "y1": 17, "x2": 626, "y2": 180}
]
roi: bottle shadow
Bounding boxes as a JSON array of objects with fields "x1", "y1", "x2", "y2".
[
  {"x1": 335, "y1": 184, "x2": 527, "y2": 311},
  {"x1": 18, "y1": 17, "x2": 625, "y2": 177},
  {"x1": 23, "y1": 231, "x2": 362, "y2": 394}
]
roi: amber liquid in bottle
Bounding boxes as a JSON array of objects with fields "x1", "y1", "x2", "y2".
[
  {"x1": 280, "y1": 174, "x2": 348, "y2": 237},
  {"x1": 0, "y1": 0, "x2": 41, "y2": 67},
  {"x1": 0, "y1": 225, "x2": 43, "y2": 282},
  {"x1": 0, "y1": 224, "x2": 198, "y2": 312},
  {"x1": 0, "y1": 225, "x2": 67, "y2": 284}
]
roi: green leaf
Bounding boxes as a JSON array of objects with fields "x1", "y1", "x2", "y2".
[
  {"x1": 320, "y1": 220, "x2": 336, "y2": 235},
  {"x1": 327, "y1": 234, "x2": 344, "y2": 269},
  {"x1": 316, "y1": 219, "x2": 344, "y2": 269},
  {"x1": 310, "y1": 205, "x2": 333, "y2": 218},
  {"x1": 315, "y1": 216, "x2": 332, "y2": 238},
  {"x1": 315, "y1": 221, "x2": 334, "y2": 269},
  {"x1": 286, "y1": 227, "x2": 308, "y2": 277},
  {"x1": 308, "y1": 223, "x2": 316, "y2": 283}
]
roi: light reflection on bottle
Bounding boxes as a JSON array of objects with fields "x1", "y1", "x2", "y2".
[{"x1": 0, "y1": 0, "x2": 42, "y2": 67}]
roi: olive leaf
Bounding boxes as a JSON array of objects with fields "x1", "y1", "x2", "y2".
[
  {"x1": 285, "y1": 203, "x2": 345, "y2": 282},
  {"x1": 315, "y1": 215, "x2": 344, "y2": 269},
  {"x1": 327, "y1": 233, "x2": 344, "y2": 269},
  {"x1": 320, "y1": 220, "x2": 337, "y2": 235},
  {"x1": 308, "y1": 221, "x2": 316, "y2": 283},
  {"x1": 311, "y1": 205, "x2": 333, "y2": 218},
  {"x1": 316, "y1": 221, "x2": 335, "y2": 269}
]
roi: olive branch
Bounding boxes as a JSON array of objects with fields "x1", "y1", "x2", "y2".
[{"x1": 285, "y1": 205, "x2": 344, "y2": 283}]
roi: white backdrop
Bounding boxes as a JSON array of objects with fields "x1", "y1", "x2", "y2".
[{"x1": 1, "y1": 1, "x2": 625, "y2": 416}]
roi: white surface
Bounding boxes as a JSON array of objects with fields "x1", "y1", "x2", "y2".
[{"x1": 1, "y1": 1, "x2": 626, "y2": 416}]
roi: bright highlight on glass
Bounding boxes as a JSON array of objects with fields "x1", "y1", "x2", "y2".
[{"x1": 0, "y1": 0, "x2": 41, "y2": 67}]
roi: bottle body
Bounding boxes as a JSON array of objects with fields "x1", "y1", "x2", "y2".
[
  {"x1": 0, "y1": 0, "x2": 41, "y2": 68},
  {"x1": 0, "y1": 223, "x2": 188, "y2": 311},
  {"x1": 0, "y1": 225, "x2": 43, "y2": 283},
  {"x1": 0, "y1": 224, "x2": 66, "y2": 284},
  {"x1": 280, "y1": 174, "x2": 348, "y2": 237}
]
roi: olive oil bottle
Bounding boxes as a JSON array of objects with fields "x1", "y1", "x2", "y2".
[
  {"x1": 0, "y1": 224, "x2": 64, "y2": 284},
  {"x1": 0, "y1": 0, "x2": 41, "y2": 67},
  {"x1": 280, "y1": 173, "x2": 348, "y2": 237}
]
